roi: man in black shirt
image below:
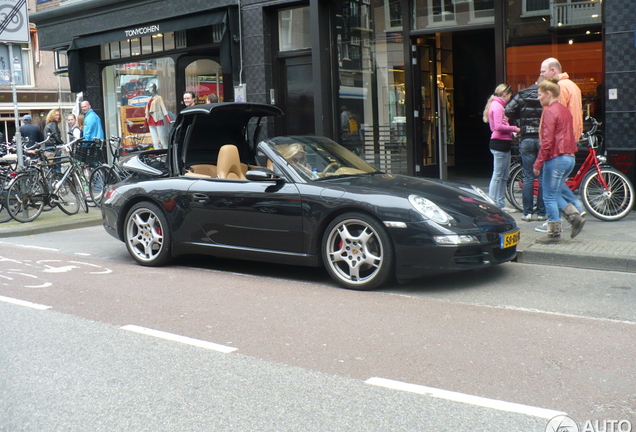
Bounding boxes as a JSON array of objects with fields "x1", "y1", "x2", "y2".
[
  {"x1": 19, "y1": 114, "x2": 44, "y2": 150},
  {"x1": 505, "y1": 79, "x2": 546, "y2": 221}
]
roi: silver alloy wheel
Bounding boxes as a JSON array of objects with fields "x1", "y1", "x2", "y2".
[
  {"x1": 125, "y1": 206, "x2": 165, "y2": 263},
  {"x1": 324, "y1": 217, "x2": 384, "y2": 287}
]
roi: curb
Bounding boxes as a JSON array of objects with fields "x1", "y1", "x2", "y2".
[
  {"x1": 516, "y1": 246, "x2": 636, "y2": 273},
  {"x1": 513, "y1": 223, "x2": 636, "y2": 273},
  {"x1": 0, "y1": 209, "x2": 103, "y2": 238}
]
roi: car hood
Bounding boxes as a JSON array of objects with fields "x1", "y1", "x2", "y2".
[{"x1": 324, "y1": 173, "x2": 510, "y2": 223}]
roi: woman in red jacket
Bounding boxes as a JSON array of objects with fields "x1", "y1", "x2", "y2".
[{"x1": 533, "y1": 78, "x2": 585, "y2": 243}]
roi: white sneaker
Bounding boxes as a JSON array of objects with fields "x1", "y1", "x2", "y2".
[
  {"x1": 502, "y1": 206, "x2": 518, "y2": 213},
  {"x1": 520, "y1": 214, "x2": 533, "y2": 221},
  {"x1": 534, "y1": 222, "x2": 548, "y2": 233}
]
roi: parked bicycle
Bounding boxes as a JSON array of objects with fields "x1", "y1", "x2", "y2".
[
  {"x1": 506, "y1": 116, "x2": 635, "y2": 221},
  {"x1": 89, "y1": 135, "x2": 146, "y2": 207},
  {"x1": 0, "y1": 151, "x2": 18, "y2": 223},
  {"x1": 4, "y1": 139, "x2": 89, "y2": 223},
  {"x1": 1, "y1": 137, "x2": 54, "y2": 222}
]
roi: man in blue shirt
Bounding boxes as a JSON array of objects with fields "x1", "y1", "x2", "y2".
[{"x1": 80, "y1": 100, "x2": 104, "y2": 141}]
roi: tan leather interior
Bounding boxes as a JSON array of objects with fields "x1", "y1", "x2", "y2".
[
  {"x1": 216, "y1": 145, "x2": 247, "y2": 180},
  {"x1": 189, "y1": 164, "x2": 217, "y2": 177}
]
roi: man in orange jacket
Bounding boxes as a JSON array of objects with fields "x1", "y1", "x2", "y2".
[{"x1": 540, "y1": 57, "x2": 583, "y2": 143}]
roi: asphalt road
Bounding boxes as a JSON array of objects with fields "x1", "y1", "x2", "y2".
[{"x1": 1, "y1": 226, "x2": 635, "y2": 429}]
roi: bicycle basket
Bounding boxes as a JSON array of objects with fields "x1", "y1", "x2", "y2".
[{"x1": 71, "y1": 140, "x2": 106, "y2": 166}]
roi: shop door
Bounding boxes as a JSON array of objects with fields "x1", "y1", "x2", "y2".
[
  {"x1": 177, "y1": 56, "x2": 224, "y2": 109},
  {"x1": 413, "y1": 37, "x2": 452, "y2": 179},
  {"x1": 279, "y1": 56, "x2": 315, "y2": 135}
]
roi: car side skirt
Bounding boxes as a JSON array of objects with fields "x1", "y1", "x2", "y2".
[{"x1": 173, "y1": 241, "x2": 320, "y2": 267}]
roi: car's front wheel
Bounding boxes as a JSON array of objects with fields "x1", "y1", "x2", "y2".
[
  {"x1": 322, "y1": 212, "x2": 394, "y2": 290},
  {"x1": 124, "y1": 202, "x2": 172, "y2": 266}
]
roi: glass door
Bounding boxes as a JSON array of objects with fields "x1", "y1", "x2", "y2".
[
  {"x1": 279, "y1": 55, "x2": 315, "y2": 135},
  {"x1": 413, "y1": 34, "x2": 454, "y2": 179}
]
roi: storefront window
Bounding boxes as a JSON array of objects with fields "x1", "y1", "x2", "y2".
[
  {"x1": 506, "y1": 6, "x2": 603, "y2": 119},
  {"x1": 413, "y1": 0, "x2": 494, "y2": 29},
  {"x1": 102, "y1": 57, "x2": 176, "y2": 148},
  {"x1": 101, "y1": 33, "x2": 176, "y2": 61},
  {"x1": 334, "y1": 1, "x2": 407, "y2": 174},
  {"x1": 278, "y1": 7, "x2": 311, "y2": 51}
]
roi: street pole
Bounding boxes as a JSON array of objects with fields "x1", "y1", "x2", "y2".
[{"x1": 8, "y1": 42, "x2": 23, "y2": 168}]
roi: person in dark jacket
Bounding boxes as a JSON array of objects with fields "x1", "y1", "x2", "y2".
[
  {"x1": 43, "y1": 109, "x2": 64, "y2": 172},
  {"x1": 19, "y1": 114, "x2": 44, "y2": 150},
  {"x1": 43, "y1": 109, "x2": 64, "y2": 145},
  {"x1": 505, "y1": 77, "x2": 546, "y2": 221}
]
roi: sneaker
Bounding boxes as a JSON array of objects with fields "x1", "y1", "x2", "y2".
[
  {"x1": 536, "y1": 214, "x2": 547, "y2": 221},
  {"x1": 534, "y1": 222, "x2": 549, "y2": 233},
  {"x1": 502, "y1": 206, "x2": 518, "y2": 213},
  {"x1": 520, "y1": 214, "x2": 533, "y2": 221}
]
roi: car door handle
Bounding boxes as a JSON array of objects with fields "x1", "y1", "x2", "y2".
[{"x1": 191, "y1": 193, "x2": 210, "y2": 203}]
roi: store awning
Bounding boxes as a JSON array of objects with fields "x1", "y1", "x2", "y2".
[
  {"x1": 66, "y1": 11, "x2": 229, "y2": 93},
  {"x1": 68, "y1": 12, "x2": 226, "y2": 51}
]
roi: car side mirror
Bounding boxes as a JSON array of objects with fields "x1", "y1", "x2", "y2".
[{"x1": 245, "y1": 168, "x2": 282, "y2": 182}]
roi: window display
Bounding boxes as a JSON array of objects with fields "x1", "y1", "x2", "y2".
[{"x1": 103, "y1": 57, "x2": 175, "y2": 150}]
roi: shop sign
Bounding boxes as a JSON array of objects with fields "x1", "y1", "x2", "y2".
[
  {"x1": 129, "y1": 95, "x2": 151, "y2": 107},
  {"x1": 124, "y1": 25, "x2": 160, "y2": 38}
]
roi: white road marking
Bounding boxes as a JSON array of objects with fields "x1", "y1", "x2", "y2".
[
  {"x1": 121, "y1": 325, "x2": 238, "y2": 354},
  {"x1": 365, "y1": 377, "x2": 565, "y2": 419},
  {"x1": 0, "y1": 295, "x2": 52, "y2": 310},
  {"x1": 69, "y1": 261, "x2": 112, "y2": 274},
  {"x1": 0, "y1": 242, "x2": 59, "y2": 252},
  {"x1": 42, "y1": 265, "x2": 80, "y2": 273},
  {"x1": 24, "y1": 282, "x2": 53, "y2": 288}
]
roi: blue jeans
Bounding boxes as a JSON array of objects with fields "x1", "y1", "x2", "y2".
[
  {"x1": 542, "y1": 155, "x2": 583, "y2": 221},
  {"x1": 519, "y1": 138, "x2": 545, "y2": 216},
  {"x1": 489, "y1": 149, "x2": 511, "y2": 209}
]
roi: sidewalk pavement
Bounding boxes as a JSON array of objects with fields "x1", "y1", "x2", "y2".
[{"x1": 1, "y1": 201, "x2": 635, "y2": 274}]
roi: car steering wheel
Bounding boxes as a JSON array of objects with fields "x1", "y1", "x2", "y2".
[{"x1": 322, "y1": 162, "x2": 341, "y2": 176}]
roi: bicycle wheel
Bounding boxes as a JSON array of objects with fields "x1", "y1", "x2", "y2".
[
  {"x1": 581, "y1": 167, "x2": 635, "y2": 221},
  {"x1": 54, "y1": 174, "x2": 82, "y2": 215},
  {"x1": 0, "y1": 174, "x2": 12, "y2": 223},
  {"x1": 505, "y1": 165, "x2": 524, "y2": 212},
  {"x1": 73, "y1": 171, "x2": 89, "y2": 213},
  {"x1": 0, "y1": 204, "x2": 10, "y2": 223},
  {"x1": 89, "y1": 166, "x2": 121, "y2": 208},
  {"x1": 6, "y1": 173, "x2": 45, "y2": 223}
]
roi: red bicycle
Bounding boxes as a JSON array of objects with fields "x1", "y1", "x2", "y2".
[{"x1": 506, "y1": 117, "x2": 635, "y2": 221}]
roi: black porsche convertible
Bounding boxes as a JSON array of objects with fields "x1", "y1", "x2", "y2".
[{"x1": 101, "y1": 103, "x2": 519, "y2": 290}]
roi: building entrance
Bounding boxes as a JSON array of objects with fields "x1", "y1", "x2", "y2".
[{"x1": 412, "y1": 29, "x2": 495, "y2": 180}]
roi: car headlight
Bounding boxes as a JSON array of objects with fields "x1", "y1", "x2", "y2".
[
  {"x1": 433, "y1": 234, "x2": 479, "y2": 245},
  {"x1": 408, "y1": 194, "x2": 450, "y2": 225},
  {"x1": 471, "y1": 185, "x2": 496, "y2": 205}
]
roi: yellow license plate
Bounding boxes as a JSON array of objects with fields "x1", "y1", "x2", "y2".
[{"x1": 500, "y1": 229, "x2": 520, "y2": 249}]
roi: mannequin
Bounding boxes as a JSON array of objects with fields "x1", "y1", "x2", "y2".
[{"x1": 144, "y1": 83, "x2": 171, "y2": 149}]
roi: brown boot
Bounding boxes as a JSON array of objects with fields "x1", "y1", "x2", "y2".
[
  {"x1": 536, "y1": 220, "x2": 563, "y2": 244},
  {"x1": 562, "y1": 203, "x2": 585, "y2": 238}
]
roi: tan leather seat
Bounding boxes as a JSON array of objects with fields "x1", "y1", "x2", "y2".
[
  {"x1": 216, "y1": 145, "x2": 246, "y2": 180},
  {"x1": 189, "y1": 164, "x2": 217, "y2": 177}
]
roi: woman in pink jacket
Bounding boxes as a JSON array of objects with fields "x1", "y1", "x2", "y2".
[{"x1": 483, "y1": 83, "x2": 520, "y2": 211}]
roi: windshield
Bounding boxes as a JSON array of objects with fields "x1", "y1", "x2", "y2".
[{"x1": 263, "y1": 136, "x2": 380, "y2": 181}]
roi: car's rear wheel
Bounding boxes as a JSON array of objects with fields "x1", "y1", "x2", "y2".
[
  {"x1": 322, "y1": 212, "x2": 394, "y2": 290},
  {"x1": 124, "y1": 202, "x2": 172, "y2": 266}
]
